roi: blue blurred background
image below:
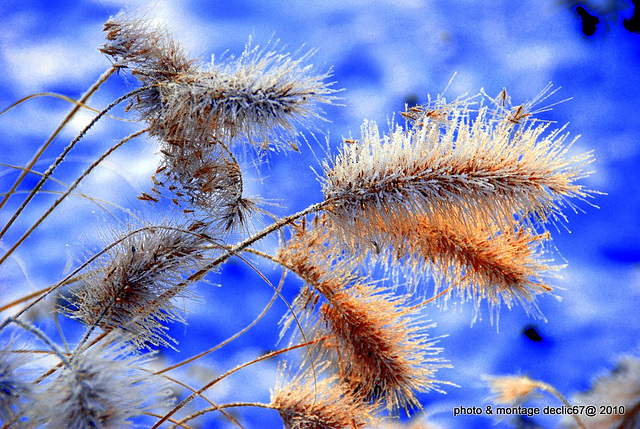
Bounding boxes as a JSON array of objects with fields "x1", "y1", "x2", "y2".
[{"x1": 1, "y1": 0, "x2": 639, "y2": 427}]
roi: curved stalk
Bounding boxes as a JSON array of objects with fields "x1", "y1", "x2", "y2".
[
  {"x1": 533, "y1": 380, "x2": 586, "y2": 429},
  {"x1": 157, "y1": 267, "x2": 287, "y2": 374}
]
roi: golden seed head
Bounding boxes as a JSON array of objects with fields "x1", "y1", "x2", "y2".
[
  {"x1": 272, "y1": 365, "x2": 376, "y2": 428},
  {"x1": 278, "y1": 219, "x2": 449, "y2": 414},
  {"x1": 485, "y1": 375, "x2": 539, "y2": 405}
]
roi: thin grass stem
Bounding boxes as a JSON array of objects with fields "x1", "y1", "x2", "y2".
[
  {"x1": 170, "y1": 402, "x2": 273, "y2": 429},
  {"x1": 0, "y1": 128, "x2": 149, "y2": 267},
  {"x1": 185, "y1": 200, "x2": 331, "y2": 284},
  {"x1": 533, "y1": 380, "x2": 586, "y2": 429},
  {"x1": 0, "y1": 67, "x2": 116, "y2": 211},
  {"x1": 151, "y1": 338, "x2": 326, "y2": 429},
  {"x1": 0, "y1": 84, "x2": 153, "y2": 243},
  {"x1": 157, "y1": 373, "x2": 241, "y2": 428},
  {"x1": 158, "y1": 266, "x2": 286, "y2": 374}
]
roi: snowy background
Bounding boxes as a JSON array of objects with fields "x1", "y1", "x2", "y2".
[{"x1": 1, "y1": 0, "x2": 639, "y2": 427}]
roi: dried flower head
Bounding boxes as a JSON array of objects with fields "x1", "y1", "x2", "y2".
[
  {"x1": 568, "y1": 355, "x2": 640, "y2": 428},
  {"x1": 102, "y1": 11, "x2": 336, "y2": 233},
  {"x1": 279, "y1": 220, "x2": 449, "y2": 413},
  {"x1": 102, "y1": 13, "x2": 336, "y2": 150},
  {"x1": 149, "y1": 43, "x2": 337, "y2": 150},
  {"x1": 0, "y1": 334, "x2": 37, "y2": 425},
  {"x1": 322, "y1": 89, "x2": 593, "y2": 243},
  {"x1": 64, "y1": 223, "x2": 210, "y2": 349},
  {"x1": 38, "y1": 334, "x2": 172, "y2": 428},
  {"x1": 370, "y1": 211, "x2": 558, "y2": 320},
  {"x1": 485, "y1": 374, "x2": 539, "y2": 405},
  {"x1": 100, "y1": 12, "x2": 193, "y2": 82},
  {"x1": 154, "y1": 141, "x2": 257, "y2": 232},
  {"x1": 100, "y1": 12, "x2": 194, "y2": 137},
  {"x1": 271, "y1": 365, "x2": 376, "y2": 428},
  {"x1": 319, "y1": 284, "x2": 447, "y2": 413}
]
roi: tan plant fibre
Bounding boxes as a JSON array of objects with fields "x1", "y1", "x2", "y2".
[
  {"x1": 64, "y1": 223, "x2": 209, "y2": 349},
  {"x1": 485, "y1": 375, "x2": 539, "y2": 405},
  {"x1": 323, "y1": 92, "x2": 594, "y2": 246},
  {"x1": 568, "y1": 356, "x2": 640, "y2": 428},
  {"x1": 278, "y1": 220, "x2": 448, "y2": 413},
  {"x1": 271, "y1": 366, "x2": 376, "y2": 428},
  {"x1": 368, "y1": 210, "x2": 559, "y2": 319}
]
